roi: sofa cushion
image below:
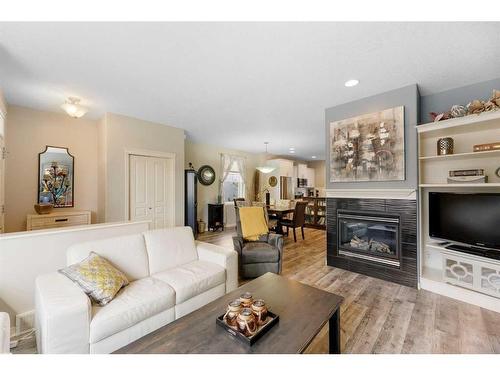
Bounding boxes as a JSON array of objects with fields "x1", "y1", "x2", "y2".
[
  {"x1": 67, "y1": 234, "x2": 149, "y2": 281},
  {"x1": 242, "y1": 242, "x2": 279, "y2": 264},
  {"x1": 89, "y1": 277, "x2": 175, "y2": 344},
  {"x1": 143, "y1": 227, "x2": 199, "y2": 274},
  {"x1": 152, "y1": 260, "x2": 225, "y2": 304}
]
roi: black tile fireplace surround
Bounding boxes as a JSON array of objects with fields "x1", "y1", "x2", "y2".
[{"x1": 327, "y1": 198, "x2": 418, "y2": 288}]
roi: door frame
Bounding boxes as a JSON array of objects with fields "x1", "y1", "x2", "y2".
[{"x1": 124, "y1": 148, "x2": 176, "y2": 228}]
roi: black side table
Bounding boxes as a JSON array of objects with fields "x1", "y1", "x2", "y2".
[{"x1": 208, "y1": 203, "x2": 224, "y2": 231}]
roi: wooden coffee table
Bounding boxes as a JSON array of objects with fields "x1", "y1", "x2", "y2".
[{"x1": 114, "y1": 273, "x2": 343, "y2": 354}]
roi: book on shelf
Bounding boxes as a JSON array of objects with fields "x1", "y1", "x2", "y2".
[
  {"x1": 473, "y1": 142, "x2": 500, "y2": 152},
  {"x1": 449, "y1": 169, "x2": 484, "y2": 177}
]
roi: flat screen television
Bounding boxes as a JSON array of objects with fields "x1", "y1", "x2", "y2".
[{"x1": 429, "y1": 192, "x2": 500, "y2": 251}]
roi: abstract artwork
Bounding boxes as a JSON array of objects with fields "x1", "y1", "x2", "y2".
[
  {"x1": 329, "y1": 106, "x2": 405, "y2": 182},
  {"x1": 38, "y1": 146, "x2": 74, "y2": 207}
]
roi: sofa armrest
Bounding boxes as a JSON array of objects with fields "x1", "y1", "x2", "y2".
[
  {"x1": 195, "y1": 241, "x2": 238, "y2": 293},
  {"x1": 35, "y1": 272, "x2": 91, "y2": 354},
  {"x1": 0, "y1": 312, "x2": 9, "y2": 354},
  {"x1": 267, "y1": 233, "x2": 284, "y2": 274}
]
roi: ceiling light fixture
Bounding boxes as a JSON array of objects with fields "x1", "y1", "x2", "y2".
[
  {"x1": 311, "y1": 156, "x2": 317, "y2": 159},
  {"x1": 344, "y1": 79, "x2": 359, "y2": 87},
  {"x1": 289, "y1": 150, "x2": 295, "y2": 154},
  {"x1": 256, "y1": 142, "x2": 276, "y2": 174},
  {"x1": 61, "y1": 97, "x2": 88, "y2": 118}
]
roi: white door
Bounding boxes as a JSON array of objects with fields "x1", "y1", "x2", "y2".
[{"x1": 129, "y1": 155, "x2": 173, "y2": 229}]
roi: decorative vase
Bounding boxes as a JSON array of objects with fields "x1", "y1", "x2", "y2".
[
  {"x1": 34, "y1": 203, "x2": 54, "y2": 215},
  {"x1": 437, "y1": 137, "x2": 454, "y2": 156},
  {"x1": 251, "y1": 299, "x2": 268, "y2": 326},
  {"x1": 236, "y1": 308, "x2": 257, "y2": 336}
]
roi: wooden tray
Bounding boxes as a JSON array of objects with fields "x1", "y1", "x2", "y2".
[{"x1": 216, "y1": 311, "x2": 279, "y2": 345}]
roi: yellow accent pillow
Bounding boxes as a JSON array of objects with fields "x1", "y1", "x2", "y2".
[
  {"x1": 59, "y1": 252, "x2": 129, "y2": 306},
  {"x1": 240, "y1": 206, "x2": 269, "y2": 241}
]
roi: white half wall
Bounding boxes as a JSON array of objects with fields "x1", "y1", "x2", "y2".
[{"x1": 0, "y1": 221, "x2": 150, "y2": 324}]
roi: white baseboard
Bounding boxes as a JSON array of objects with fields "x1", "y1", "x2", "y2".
[{"x1": 420, "y1": 277, "x2": 500, "y2": 313}]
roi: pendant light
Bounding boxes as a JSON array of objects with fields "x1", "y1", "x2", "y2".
[
  {"x1": 61, "y1": 97, "x2": 88, "y2": 118},
  {"x1": 256, "y1": 142, "x2": 276, "y2": 174}
]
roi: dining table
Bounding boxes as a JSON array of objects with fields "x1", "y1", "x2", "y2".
[{"x1": 267, "y1": 205, "x2": 295, "y2": 234}]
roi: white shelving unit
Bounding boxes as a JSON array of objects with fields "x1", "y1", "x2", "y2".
[{"x1": 417, "y1": 111, "x2": 500, "y2": 312}]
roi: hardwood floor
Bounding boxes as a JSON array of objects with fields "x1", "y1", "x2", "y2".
[{"x1": 198, "y1": 227, "x2": 500, "y2": 354}]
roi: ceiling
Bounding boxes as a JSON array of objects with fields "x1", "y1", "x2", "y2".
[{"x1": 1, "y1": 22, "x2": 499, "y2": 160}]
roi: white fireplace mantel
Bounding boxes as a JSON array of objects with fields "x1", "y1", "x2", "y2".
[{"x1": 325, "y1": 188, "x2": 417, "y2": 200}]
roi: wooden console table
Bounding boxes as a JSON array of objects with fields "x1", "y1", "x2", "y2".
[{"x1": 26, "y1": 210, "x2": 91, "y2": 231}]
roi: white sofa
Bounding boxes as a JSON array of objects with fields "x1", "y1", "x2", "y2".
[{"x1": 35, "y1": 226, "x2": 238, "y2": 354}]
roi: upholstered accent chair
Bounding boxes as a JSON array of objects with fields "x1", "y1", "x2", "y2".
[
  {"x1": 279, "y1": 201, "x2": 308, "y2": 242},
  {"x1": 232, "y1": 207, "x2": 284, "y2": 278}
]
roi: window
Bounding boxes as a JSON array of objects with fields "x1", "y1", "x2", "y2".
[
  {"x1": 222, "y1": 171, "x2": 244, "y2": 202},
  {"x1": 220, "y1": 155, "x2": 246, "y2": 202}
]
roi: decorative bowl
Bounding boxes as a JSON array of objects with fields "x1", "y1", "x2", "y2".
[{"x1": 34, "y1": 203, "x2": 54, "y2": 215}]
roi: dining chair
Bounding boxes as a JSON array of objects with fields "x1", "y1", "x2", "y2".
[
  {"x1": 279, "y1": 201, "x2": 308, "y2": 242},
  {"x1": 252, "y1": 201, "x2": 278, "y2": 232}
]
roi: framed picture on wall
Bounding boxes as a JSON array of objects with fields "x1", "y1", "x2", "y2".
[
  {"x1": 38, "y1": 146, "x2": 74, "y2": 207},
  {"x1": 329, "y1": 106, "x2": 405, "y2": 182}
]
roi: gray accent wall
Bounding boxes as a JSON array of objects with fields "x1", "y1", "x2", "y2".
[
  {"x1": 420, "y1": 77, "x2": 500, "y2": 124},
  {"x1": 325, "y1": 84, "x2": 420, "y2": 190}
]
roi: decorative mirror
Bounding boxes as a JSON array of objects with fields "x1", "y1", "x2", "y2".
[
  {"x1": 268, "y1": 176, "x2": 278, "y2": 187},
  {"x1": 38, "y1": 146, "x2": 74, "y2": 207},
  {"x1": 197, "y1": 165, "x2": 216, "y2": 186}
]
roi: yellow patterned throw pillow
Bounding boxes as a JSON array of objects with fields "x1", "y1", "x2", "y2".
[{"x1": 59, "y1": 252, "x2": 129, "y2": 306}]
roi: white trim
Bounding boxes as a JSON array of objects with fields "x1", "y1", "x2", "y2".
[
  {"x1": 124, "y1": 148, "x2": 176, "y2": 228},
  {"x1": 417, "y1": 110, "x2": 500, "y2": 134},
  {"x1": 0, "y1": 220, "x2": 151, "y2": 240},
  {"x1": 420, "y1": 276, "x2": 500, "y2": 313},
  {"x1": 325, "y1": 188, "x2": 417, "y2": 200}
]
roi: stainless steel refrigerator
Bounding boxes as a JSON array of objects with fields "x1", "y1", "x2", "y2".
[{"x1": 279, "y1": 176, "x2": 293, "y2": 200}]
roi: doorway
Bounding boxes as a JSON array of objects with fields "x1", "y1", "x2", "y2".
[{"x1": 128, "y1": 153, "x2": 175, "y2": 230}]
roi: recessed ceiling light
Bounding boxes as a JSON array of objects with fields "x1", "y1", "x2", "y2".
[
  {"x1": 344, "y1": 79, "x2": 359, "y2": 87},
  {"x1": 311, "y1": 156, "x2": 317, "y2": 159},
  {"x1": 289, "y1": 150, "x2": 295, "y2": 154},
  {"x1": 289, "y1": 147, "x2": 295, "y2": 151}
]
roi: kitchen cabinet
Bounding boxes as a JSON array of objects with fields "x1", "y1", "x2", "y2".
[
  {"x1": 306, "y1": 167, "x2": 315, "y2": 187},
  {"x1": 297, "y1": 163, "x2": 308, "y2": 179}
]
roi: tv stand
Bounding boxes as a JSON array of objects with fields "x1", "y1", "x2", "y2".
[{"x1": 445, "y1": 243, "x2": 500, "y2": 261}]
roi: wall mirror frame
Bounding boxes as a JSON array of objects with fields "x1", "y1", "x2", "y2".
[
  {"x1": 197, "y1": 165, "x2": 216, "y2": 186},
  {"x1": 38, "y1": 145, "x2": 75, "y2": 207}
]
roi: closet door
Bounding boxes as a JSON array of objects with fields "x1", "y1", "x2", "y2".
[{"x1": 130, "y1": 155, "x2": 173, "y2": 229}]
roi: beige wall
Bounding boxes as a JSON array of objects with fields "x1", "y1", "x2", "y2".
[
  {"x1": 185, "y1": 141, "x2": 263, "y2": 223},
  {"x1": 102, "y1": 113, "x2": 185, "y2": 225},
  {"x1": 308, "y1": 160, "x2": 326, "y2": 188},
  {"x1": 5, "y1": 106, "x2": 99, "y2": 232}
]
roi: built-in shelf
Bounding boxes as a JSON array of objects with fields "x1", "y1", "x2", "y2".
[
  {"x1": 420, "y1": 183, "x2": 500, "y2": 188},
  {"x1": 417, "y1": 110, "x2": 500, "y2": 134},
  {"x1": 419, "y1": 149, "x2": 500, "y2": 161}
]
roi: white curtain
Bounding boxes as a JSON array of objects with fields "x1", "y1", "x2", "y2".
[{"x1": 219, "y1": 153, "x2": 247, "y2": 201}]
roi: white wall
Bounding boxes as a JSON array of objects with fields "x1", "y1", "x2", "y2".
[
  {"x1": 102, "y1": 113, "x2": 185, "y2": 225},
  {"x1": 0, "y1": 221, "x2": 150, "y2": 325}
]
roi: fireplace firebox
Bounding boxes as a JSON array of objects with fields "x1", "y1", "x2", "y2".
[{"x1": 337, "y1": 210, "x2": 401, "y2": 267}]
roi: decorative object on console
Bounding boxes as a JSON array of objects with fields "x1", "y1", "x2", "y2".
[
  {"x1": 38, "y1": 146, "x2": 74, "y2": 207},
  {"x1": 430, "y1": 111, "x2": 452, "y2": 122},
  {"x1": 473, "y1": 142, "x2": 500, "y2": 152},
  {"x1": 197, "y1": 165, "x2": 216, "y2": 186},
  {"x1": 268, "y1": 175, "x2": 278, "y2": 187},
  {"x1": 34, "y1": 203, "x2": 54, "y2": 215},
  {"x1": 329, "y1": 106, "x2": 405, "y2": 182},
  {"x1": 437, "y1": 137, "x2": 454, "y2": 155},
  {"x1": 58, "y1": 251, "x2": 129, "y2": 306}
]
